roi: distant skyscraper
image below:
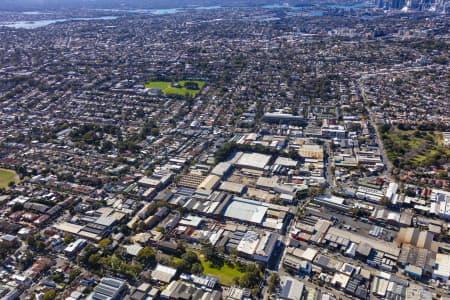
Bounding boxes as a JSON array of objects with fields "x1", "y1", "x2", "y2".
[
  {"x1": 376, "y1": 0, "x2": 385, "y2": 8},
  {"x1": 407, "y1": 0, "x2": 421, "y2": 9},
  {"x1": 391, "y1": 0, "x2": 406, "y2": 9}
]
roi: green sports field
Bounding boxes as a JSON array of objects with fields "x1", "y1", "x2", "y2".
[
  {"x1": 0, "y1": 168, "x2": 19, "y2": 189},
  {"x1": 144, "y1": 80, "x2": 205, "y2": 97}
]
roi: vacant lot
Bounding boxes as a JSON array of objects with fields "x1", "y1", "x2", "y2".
[
  {"x1": 0, "y1": 168, "x2": 19, "y2": 189},
  {"x1": 144, "y1": 80, "x2": 205, "y2": 97}
]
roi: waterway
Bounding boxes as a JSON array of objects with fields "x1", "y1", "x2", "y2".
[
  {"x1": 0, "y1": 3, "x2": 370, "y2": 29},
  {"x1": 0, "y1": 16, "x2": 118, "y2": 29},
  {"x1": 264, "y1": 2, "x2": 369, "y2": 16}
]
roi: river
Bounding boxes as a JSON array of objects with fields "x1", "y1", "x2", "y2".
[
  {"x1": 0, "y1": 3, "x2": 370, "y2": 29},
  {"x1": 0, "y1": 16, "x2": 118, "y2": 29}
]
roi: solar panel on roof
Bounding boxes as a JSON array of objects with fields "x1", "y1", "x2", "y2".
[
  {"x1": 94, "y1": 286, "x2": 116, "y2": 297},
  {"x1": 92, "y1": 294, "x2": 110, "y2": 300},
  {"x1": 103, "y1": 278, "x2": 123, "y2": 288}
]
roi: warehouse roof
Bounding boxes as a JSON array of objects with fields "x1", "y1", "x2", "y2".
[
  {"x1": 327, "y1": 227, "x2": 400, "y2": 258},
  {"x1": 302, "y1": 248, "x2": 318, "y2": 262},
  {"x1": 223, "y1": 197, "x2": 268, "y2": 224},
  {"x1": 219, "y1": 181, "x2": 246, "y2": 194},
  {"x1": 89, "y1": 277, "x2": 126, "y2": 300},
  {"x1": 95, "y1": 216, "x2": 116, "y2": 227},
  {"x1": 54, "y1": 222, "x2": 83, "y2": 234},
  {"x1": 274, "y1": 157, "x2": 298, "y2": 167},
  {"x1": 434, "y1": 253, "x2": 450, "y2": 280},
  {"x1": 396, "y1": 228, "x2": 435, "y2": 251},
  {"x1": 197, "y1": 175, "x2": 221, "y2": 192},
  {"x1": 152, "y1": 264, "x2": 177, "y2": 283},
  {"x1": 256, "y1": 232, "x2": 278, "y2": 257},
  {"x1": 237, "y1": 231, "x2": 259, "y2": 255},
  {"x1": 138, "y1": 176, "x2": 160, "y2": 187},
  {"x1": 279, "y1": 276, "x2": 304, "y2": 300},
  {"x1": 124, "y1": 244, "x2": 143, "y2": 257},
  {"x1": 236, "y1": 152, "x2": 271, "y2": 170},
  {"x1": 211, "y1": 162, "x2": 232, "y2": 177}
]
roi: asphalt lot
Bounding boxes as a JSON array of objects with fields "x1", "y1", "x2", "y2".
[{"x1": 305, "y1": 205, "x2": 398, "y2": 240}]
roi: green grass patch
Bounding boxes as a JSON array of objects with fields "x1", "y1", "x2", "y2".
[
  {"x1": 197, "y1": 254, "x2": 243, "y2": 286},
  {"x1": 0, "y1": 168, "x2": 19, "y2": 189},
  {"x1": 144, "y1": 80, "x2": 205, "y2": 97},
  {"x1": 381, "y1": 127, "x2": 449, "y2": 169},
  {"x1": 413, "y1": 154, "x2": 427, "y2": 163}
]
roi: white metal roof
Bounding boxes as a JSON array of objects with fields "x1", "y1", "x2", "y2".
[{"x1": 223, "y1": 197, "x2": 268, "y2": 224}]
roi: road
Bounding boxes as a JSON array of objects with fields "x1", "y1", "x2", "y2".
[
  {"x1": 353, "y1": 64, "x2": 441, "y2": 179},
  {"x1": 324, "y1": 141, "x2": 336, "y2": 189},
  {"x1": 357, "y1": 79, "x2": 394, "y2": 181}
]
